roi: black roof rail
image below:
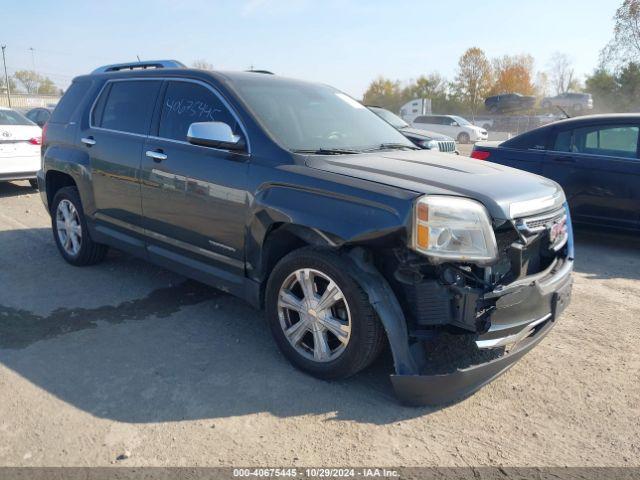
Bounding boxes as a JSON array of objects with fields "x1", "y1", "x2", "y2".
[
  {"x1": 246, "y1": 69, "x2": 274, "y2": 75},
  {"x1": 92, "y1": 60, "x2": 186, "y2": 74}
]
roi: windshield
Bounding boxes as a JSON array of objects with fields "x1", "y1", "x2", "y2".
[
  {"x1": 368, "y1": 106, "x2": 409, "y2": 129},
  {"x1": 233, "y1": 76, "x2": 414, "y2": 152},
  {"x1": 0, "y1": 109, "x2": 34, "y2": 126},
  {"x1": 451, "y1": 115, "x2": 471, "y2": 126}
]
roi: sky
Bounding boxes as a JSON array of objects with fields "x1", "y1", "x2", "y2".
[{"x1": 1, "y1": 0, "x2": 622, "y2": 97}]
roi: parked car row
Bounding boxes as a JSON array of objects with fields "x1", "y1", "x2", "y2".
[
  {"x1": 484, "y1": 92, "x2": 593, "y2": 114},
  {"x1": 367, "y1": 106, "x2": 457, "y2": 153},
  {"x1": 31, "y1": 59, "x2": 573, "y2": 405}
]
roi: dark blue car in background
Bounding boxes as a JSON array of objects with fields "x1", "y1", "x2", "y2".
[{"x1": 472, "y1": 114, "x2": 640, "y2": 231}]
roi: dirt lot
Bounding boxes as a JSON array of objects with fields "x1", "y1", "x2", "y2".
[{"x1": 0, "y1": 180, "x2": 639, "y2": 467}]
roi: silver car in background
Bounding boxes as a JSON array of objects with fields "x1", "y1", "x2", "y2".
[{"x1": 541, "y1": 92, "x2": 593, "y2": 112}]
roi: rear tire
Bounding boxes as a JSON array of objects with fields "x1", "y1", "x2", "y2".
[
  {"x1": 29, "y1": 179, "x2": 38, "y2": 189},
  {"x1": 51, "y1": 186, "x2": 108, "y2": 266},
  {"x1": 265, "y1": 247, "x2": 385, "y2": 380},
  {"x1": 457, "y1": 132, "x2": 471, "y2": 144}
]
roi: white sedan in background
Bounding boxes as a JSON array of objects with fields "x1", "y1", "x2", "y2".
[
  {"x1": 0, "y1": 107, "x2": 42, "y2": 189},
  {"x1": 412, "y1": 114, "x2": 488, "y2": 144}
]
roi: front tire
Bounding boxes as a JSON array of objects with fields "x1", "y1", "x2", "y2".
[
  {"x1": 51, "y1": 186, "x2": 108, "y2": 266},
  {"x1": 457, "y1": 132, "x2": 471, "y2": 144},
  {"x1": 29, "y1": 179, "x2": 38, "y2": 189},
  {"x1": 265, "y1": 247, "x2": 385, "y2": 380}
]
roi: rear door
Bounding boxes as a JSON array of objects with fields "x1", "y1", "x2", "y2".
[
  {"x1": 140, "y1": 79, "x2": 249, "y2": 280},
  {"x1": 543, "y1": 122, "x2": 640, "y2": 229},
  {"x1": 81, "y1": 79, "x2": 161, "y2": 238}
]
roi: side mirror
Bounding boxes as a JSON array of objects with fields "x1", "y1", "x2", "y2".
[
  {"x1": 187, "y1": 122, "x2": 245, "y2": 151},
  {"x1": 452, "y1": 122, "x2": 459, "y2": 127}
]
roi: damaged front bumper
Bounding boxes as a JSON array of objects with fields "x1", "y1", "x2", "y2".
[{"x1": 392, "y1": 256, "x2": 573, "y2": 406}]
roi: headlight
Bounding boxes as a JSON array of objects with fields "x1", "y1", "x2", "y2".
[
  {"x1": 411, "y1": 195, "x2": 498, "y2": 264},
  {"x1": 422, "y1": 139, "x2": 439, "y2": 150}
]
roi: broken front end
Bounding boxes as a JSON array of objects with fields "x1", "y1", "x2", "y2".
[{"x1": 353, "y1": 197, "x2": 574, "y2": 406}]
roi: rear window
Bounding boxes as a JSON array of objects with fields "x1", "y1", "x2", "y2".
[
  {"x1": 503, "y1": 128, "x2": 549, "y2": 150},
  {"x1": 0, "y1": 109, "x2": 33, "y2": 126},
  {"x1": 50, "y1": 80, "x2": 92, "y2": 124},
  {"x1": 93, "y1": 80, "x2": 161, "y2": 135}
]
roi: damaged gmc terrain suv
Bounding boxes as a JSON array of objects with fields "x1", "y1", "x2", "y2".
[{"x1": 38, "y1": 60, "x2": 573, "y2": 405}]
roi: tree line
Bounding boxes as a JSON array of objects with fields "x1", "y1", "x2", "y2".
[
  {"x1": 0, "y1": 70, "x2": 59, "y2": 95},
  {"x1": 363, "y1": 0, "x2": 640, "y2": 117}
]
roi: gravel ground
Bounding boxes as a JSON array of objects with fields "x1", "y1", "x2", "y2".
[{"x1": 0, "y1": 180, "x2": 638, "y2": 467}]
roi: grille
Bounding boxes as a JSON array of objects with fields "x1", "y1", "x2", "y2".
[
  {"x1": 518, "y1": 208, "x2": 566, "y2": 233},
  {"x1": 437, "y1": 140, "x2": 456, "y2": 153}
]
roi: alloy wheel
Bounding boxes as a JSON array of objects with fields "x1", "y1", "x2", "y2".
[
  {"x1": 277, "y1": 268, "x2": 351, "y2": 362},
  {"x1": 56, "y1": 199, "x2": 82, "y2": 256}
]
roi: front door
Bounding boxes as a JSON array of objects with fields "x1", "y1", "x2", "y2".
[{"x1": 140, "y1": 79, "x2": 249, "y2": 281}]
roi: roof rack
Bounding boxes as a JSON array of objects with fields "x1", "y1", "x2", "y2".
[
  {"x1": 246, "y1": 69, "x2": 274, "y2": 75},
  {"x1": 92, "y1": 60, "x2": 186, "y2": 74}
]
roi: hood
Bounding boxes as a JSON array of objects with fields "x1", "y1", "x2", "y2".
[
  {"x1": 399, "y1": 127, "x2": 453, "y2": 141},
  {"x1": 304, "y1": 150, "x2": 564, "y2": 221}
]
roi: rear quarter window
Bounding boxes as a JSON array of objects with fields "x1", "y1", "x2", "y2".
[
  {"x1": 50, "y1": 80, "x2": 92, "y2": 124},
  {"x1": 502, "y1": 128, "x2": 549, "y2": 150}
]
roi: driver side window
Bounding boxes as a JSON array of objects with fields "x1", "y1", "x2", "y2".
[{"x1": 159, "y1": 81, "x2": 238, "y2": 142}]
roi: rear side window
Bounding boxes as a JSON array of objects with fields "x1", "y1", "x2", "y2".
[
  {"x1": 94, "y1": 80, "x2": 161, "y2": 135},
  {"x1": 158, "y1": 81, "x2": 237, "y2": 142},
  {"x1": 503, "y1": 128, "x2": 549, "y2": 150},
  {"x1": 50, "y1": 80, "x2": 92, "y2": 124},
  {"x1": 554, "y1": 129, "x2": 572, "y2": 152}
]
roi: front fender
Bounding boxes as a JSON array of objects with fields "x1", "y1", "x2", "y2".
[{"x1": 247, "y1": 181, "x2": 413, "y2": 280}]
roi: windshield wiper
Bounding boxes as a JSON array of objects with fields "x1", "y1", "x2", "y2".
[
  {"x1": 364, "y1": 143, "x2": 420, "y2": 152},
  {"x1": 292, "y1": 148, "x2": 361, "y2": 155}
]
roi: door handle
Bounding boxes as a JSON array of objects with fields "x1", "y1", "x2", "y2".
[
  {"x1": 81, "y1": 137, "x2": 96, "y2": 146},
  {"x1": 145, "y1": 150, "x2": 168, "y2": 162},
  {"x1": 552, "y1": 156, "x2": 576, "y2": 163}
]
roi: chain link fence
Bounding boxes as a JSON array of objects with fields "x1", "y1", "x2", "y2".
[{"x1": 0, "y1": 92, "x2": 61, "y2": 111}]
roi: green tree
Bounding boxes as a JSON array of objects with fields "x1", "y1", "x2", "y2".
[
  {"x1": 585, "y1": 62, "x2": 640, "y2": 112},
  {"x1": 37, "y1": 77, "x2": 57, "y2": 95},
  {"x1": 452, "y1": 47, "x2": 493, "y2": 117},
  {"x1": 362, "y1": 76, "x2": 403, "y2": 111},
  {"x1": 585, "y1": 68, "x2": 619, "y2": 111},
  {"x1": 617, "y1": 62, "x2": 640, "y2": 110}
]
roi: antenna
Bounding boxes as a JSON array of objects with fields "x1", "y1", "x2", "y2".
[
  {"x1": 136, "y1": 55, "x2": 141, "y2": 62},
  {"x1": 556, "y1": 105, "x2": 571, "y2": 119}
]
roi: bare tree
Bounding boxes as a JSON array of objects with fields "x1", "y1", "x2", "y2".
[
  {"x1": 548, "y1": 52, "x2": 576, "y2": 94},
  {"x1": 453, "y1": 47, "x2": 493, "y2": 117},
  {"x1": 602, "y1": 0, "x2": 640, "y2": 64},
  {"x1": 14, "y1": 70, "x2": 41, "y2": 94},
  {"x1": 192, "y1": 60, "x2": 215, "y2": 71}
]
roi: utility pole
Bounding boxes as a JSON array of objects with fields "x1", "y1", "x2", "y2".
[{"x1": 1, "y1": 45, "x2": 11, "y2": 108}]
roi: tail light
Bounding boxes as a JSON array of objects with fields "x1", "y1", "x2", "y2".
[
  {"x1": 28, "y1": 137, "x2": 42, "y2": 145},
  {"x1": 471, "y1": 150, "x2": 491, "y2": 160}
]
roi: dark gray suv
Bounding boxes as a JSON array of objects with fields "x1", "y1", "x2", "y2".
[{"x1": 39, "y1": 60, "x2": 574, "y2": 405}]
